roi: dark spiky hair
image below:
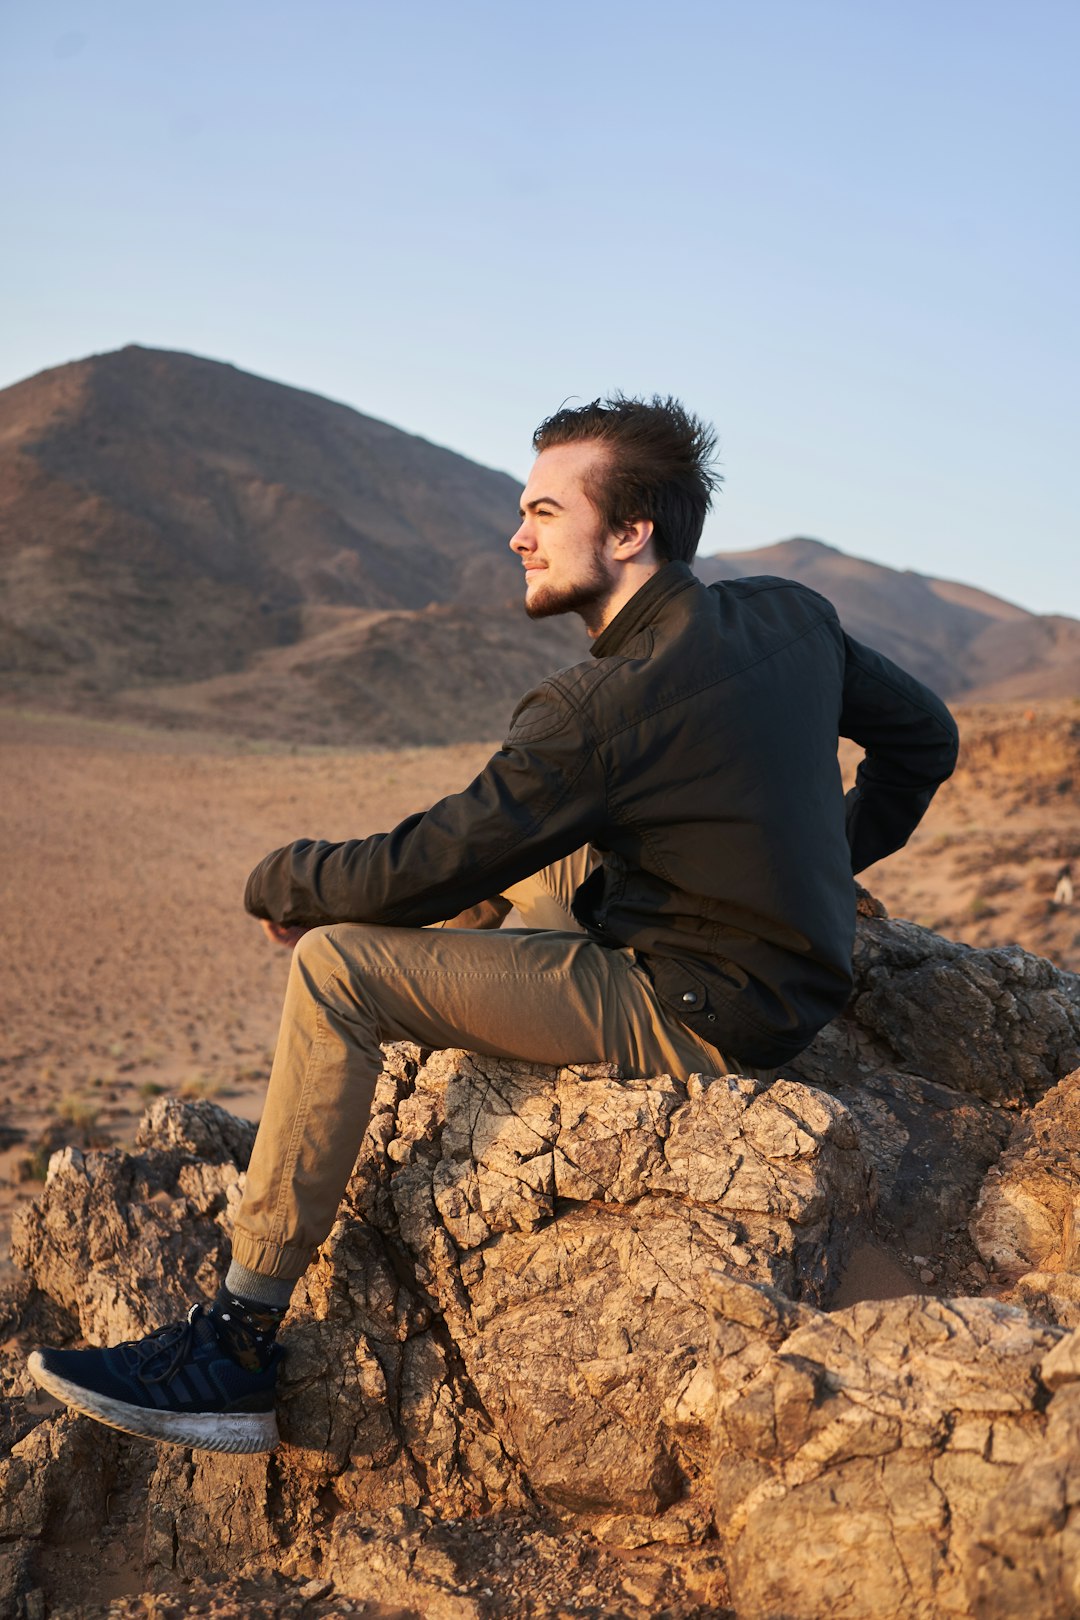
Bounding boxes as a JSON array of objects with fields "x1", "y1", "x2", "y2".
[{"x1": 532, "y1": 394, "x2": 720, "y2": 562}]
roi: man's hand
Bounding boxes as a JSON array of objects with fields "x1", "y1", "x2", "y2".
[{"x1": 259, "y1": 919, "x2": 311, "y2": 949}]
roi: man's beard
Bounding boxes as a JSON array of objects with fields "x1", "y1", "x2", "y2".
[{"x1": 523, "y1": 549, "x2": 612, "y2": 625}]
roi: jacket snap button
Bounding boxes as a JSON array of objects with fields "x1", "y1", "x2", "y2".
[{"x1": 681, "y1": 990, "x2": 698, "y2": 1005}]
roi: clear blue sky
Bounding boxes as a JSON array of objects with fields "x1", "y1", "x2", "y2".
[{"x1": 3, "y1": 0, "x2": 1077, "y2": 616}]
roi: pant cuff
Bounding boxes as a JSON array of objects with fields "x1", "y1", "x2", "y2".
[{"x1": 230, "y1": 1226, "x2": 316, "y2": 1282}]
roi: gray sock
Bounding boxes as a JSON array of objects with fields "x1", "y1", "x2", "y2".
[{"x1": 224, "y1": 1260, "x2": 297, "y2": 1311}]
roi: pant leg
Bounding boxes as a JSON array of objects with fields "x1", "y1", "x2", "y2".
[
  {"x1": 232, "y1": 921, "x2": 733, "y2": 1279},
  {"x1": 500, "y1": 845, "x2": 598, "y2": 931}
]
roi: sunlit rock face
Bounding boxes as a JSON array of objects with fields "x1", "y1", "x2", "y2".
[
  {"x1": 708, "y1": 1276, "x2": 1078, "y2": 1620},
  {"x1": 3, "y1": 908, "x2": 1080, "y2": 1616}
]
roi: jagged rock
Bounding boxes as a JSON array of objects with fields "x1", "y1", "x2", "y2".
[
  {"x1": 798, "y1": 914, "x2": 1080, "y2": 1104},
  {"x1": 707, "y1": 1272, "x2": 1080, "y2": 1620},
  {"x1": 0, "y1": 1412, "x2": 122, "y2": 1542},
  {"x1": 12, "y1": 1049, "x2": 870, "y2": 1582},
  {"x1": 7, "y1": 911, "x2": 1080, "y2": 1613},
  {"x1": 10, "y1": 1097, "x2": 256, "y2": 1344},
  {"x1": 365, "y1": 1053, "x2": 869, "y2": 1534},
  {"x1": 967, "y1": 1379, "x2": 1080, "y2": 1618},
  {"x1": 827, "y1": 1068, "x2": 1011, "y2": 1249},
  {"x1": 134, "y1": 1094, "x2": 259, "y2": 1164},
  {"x1": 971, "y1": 1066, "x2": 1080, "y2": 1273},
  {"x1": 967, "y1": 1065, "x2": 1080, "y2": 1330},
  {"x1": 791, "y1": 912, "x2": 1080, "y2": 1256}
]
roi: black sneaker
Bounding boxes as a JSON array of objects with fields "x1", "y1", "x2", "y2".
[{"x1": 27, "y1": 1304, "x2": 281, "y2": 1453}]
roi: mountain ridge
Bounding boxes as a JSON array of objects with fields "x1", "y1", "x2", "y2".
[{"x1": 1, "y1": 347, "x2": 1076, "y2": 745}]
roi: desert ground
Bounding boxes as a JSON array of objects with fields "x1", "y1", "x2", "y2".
[{"x1": 1, "y1": 700, "x2": 1078, "y2": 1277}]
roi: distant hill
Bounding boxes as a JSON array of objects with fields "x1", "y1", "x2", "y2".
[{"x1": 1, "y1": 347, "x2": 1076, "y2": 746}]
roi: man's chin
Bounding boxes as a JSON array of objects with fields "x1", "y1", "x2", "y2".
[
  {"x1": 524, "y1": 588, "x2": 569, "y2": 621},
  {"x1": 524, "y1": 583, "x2": 605, "y2": 621}
]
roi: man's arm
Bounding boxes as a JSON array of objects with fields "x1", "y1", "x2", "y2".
[
  {"x1": 840, "y1": 633, "x2": 960, "y2": 874},
  {"x1": 245, "y1": 686, "x2": 605, "y2": 927}
]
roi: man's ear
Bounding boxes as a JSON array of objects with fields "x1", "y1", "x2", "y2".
[{"x1": 610, "y1": 518, "x2": 655, "y2": 562}]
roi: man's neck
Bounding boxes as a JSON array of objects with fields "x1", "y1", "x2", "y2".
[{"x1": 582, "y1": 557, "x2": 664, "y2": 638}]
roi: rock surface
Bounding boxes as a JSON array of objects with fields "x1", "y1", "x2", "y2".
[
  {"x1": 11, "y1": 1097, "x2": 257, "y2": 1345},
  {"x1": 970, "y1": 1065, "x2": 1080, "y2": 1330},
  {"x1": 2, "y1": 911, "x2": 1080, "y2": 1616},
  {"x1": 799, "y1": 912, "x2": 1080, "y2": 1105},
  {"x1": 14, "y1": 1050, "x2": 873, "y2": 1574},
  {"x1": 796, "y1": 904, "x2": 1080, "y2": 1261},
  {"x1": 708, "y1": 1274, "x2": 1079, "y2": 1620},
  {"x1": 971, "y1": 1066, "x2": 1080, "y2": 1273}
]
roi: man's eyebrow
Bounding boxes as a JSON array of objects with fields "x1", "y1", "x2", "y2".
[{"x1": 518, "y1": 496, "x2": 565, "y2": 515}]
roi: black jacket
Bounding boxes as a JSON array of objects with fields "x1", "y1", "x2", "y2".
[{"x1": 245, "y1": 562, "x2": 959, "y2": 1065}]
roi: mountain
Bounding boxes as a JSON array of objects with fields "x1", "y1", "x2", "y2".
[
  {"x1": 1, "y1": 347, "x2": 1076, "y2": 746},
  {"x1": 698, "y1": 539, "x2": 1080, "y2": 704}
]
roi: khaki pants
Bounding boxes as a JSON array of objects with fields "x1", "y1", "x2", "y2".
[{"x1": 231, "y1": 850, "x2": 738, "y2": 1279}]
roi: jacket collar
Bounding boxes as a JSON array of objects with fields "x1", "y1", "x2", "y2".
[{"x1": 590, "y1": 561, "x2": 698, "y2": 659}]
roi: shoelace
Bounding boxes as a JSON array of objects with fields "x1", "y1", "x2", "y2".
[{"x1": 123, "y1": 1305, "x2": 202, "y2": 1385}]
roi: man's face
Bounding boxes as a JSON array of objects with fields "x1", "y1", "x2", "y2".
[{"x1": 510, "y1": 442, "x2": 617, "y2": 625}]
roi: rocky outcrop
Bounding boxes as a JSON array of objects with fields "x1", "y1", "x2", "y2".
[
  {"x1": 13, "y1": 1051, "x2": 872, "y2": 1567},
  {"x1": 10, "y1": 1097, "x2": 257, "y2": 1344},
  {"x1": 799, "y1": 912, "x2": 1080, "y2": 1105},
  {"x1": 970, "y1": 1065, "x2": 1080, "y2": 1328},
  {"x1": 795, "y1": 907, "x2": 1080, "y2": 1257},
  {"x1": 3, "y1": 911, "x2": 1080, "y2": 1616},
  {"x1": 708, "y1": 1274, "x2": 1079, "y2": 1620}
]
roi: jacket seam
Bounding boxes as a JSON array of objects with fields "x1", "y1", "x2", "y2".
[
  {"x1": 597, "y1": 610, "x2": 838, "y2": 746},
  {"x1": 545, "y1": 656, "x2": 642, "y2": 730}
]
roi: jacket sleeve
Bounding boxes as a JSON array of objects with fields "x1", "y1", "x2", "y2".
[
  {"x1": 839, "y1": 634, "x2": 960, "y2": 874},
  {"x1": 244, "y1": 683, "x2": 606, "y2": 927}
]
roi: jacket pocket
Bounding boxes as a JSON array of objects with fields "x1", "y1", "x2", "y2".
[{"x1": 641, "y1": 954, "x2": 715, "y2": 1020}]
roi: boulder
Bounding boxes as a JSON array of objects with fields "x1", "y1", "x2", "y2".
[
  {"x1": 971, "y1": 1066, "x2": 1080, "y2": 1274},
  {"x1": 970, "y1": 1065, "x2": 1080, "y2": 1327},
  {"x1": 792, "y1": 908, "x2": 1080, "y2": 1258},
  {"x1": 707, "y1": 1272, "x2": 1079, "y2": 1619},
  {"x1": 358, "y1": 1051, "x2": 870, "y2": 1536},
  {"x1": 4, "y1": 910, "x2": 1080, "y2": 1614},
  {"x1": 798, "y1": 914, "x2": 1080, "y2": 1105},
  {"x1": 0, "y1": 1412, "x2": 123, "y2": 1544},
  {"x1": 10, "y1": 1097, "x2": 257, "y2": 1345},
  {"x1": 15, "y1": 1048, "x2": 872, "y2": 1585}
]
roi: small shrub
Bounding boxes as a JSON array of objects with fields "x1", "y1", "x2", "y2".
[
  {"x1": 55, "y1": 1095, "x2": 100, "y2": 1132},
  {"x1": 179, "y1": 1073, "x2": 225, "y2": 1101}
]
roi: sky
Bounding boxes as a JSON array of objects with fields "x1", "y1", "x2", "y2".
[{"x1": 2, "y1": 0, "x2": 1078, "y2": 617}]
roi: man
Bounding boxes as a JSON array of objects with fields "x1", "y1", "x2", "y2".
[{"x1": 29, "y1": 396, "x2": 959, "y2": 1453}]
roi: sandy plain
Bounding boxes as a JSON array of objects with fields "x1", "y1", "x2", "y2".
[{"x1": 1, "y1": 701, "x2": 1077, "y2": 1280}]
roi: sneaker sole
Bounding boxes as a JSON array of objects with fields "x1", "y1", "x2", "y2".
[{"x1": 27, "y1": 1352, "x2": 280, "y2": 1454}]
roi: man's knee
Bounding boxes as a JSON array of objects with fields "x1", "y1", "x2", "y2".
[
  {"x1": 290, "y1": 920, "x2": 423, "y2": 1000},
  {"x1": 289, "y1": 922, "x2": 379, "y2": 1001},
  {"x1": 291, "y1": 923, "x2": 338, "y2": 973}
]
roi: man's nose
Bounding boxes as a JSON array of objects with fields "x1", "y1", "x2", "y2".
[{"x1": 510, "y1": 521, "x2": 534, "y2": 555}]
